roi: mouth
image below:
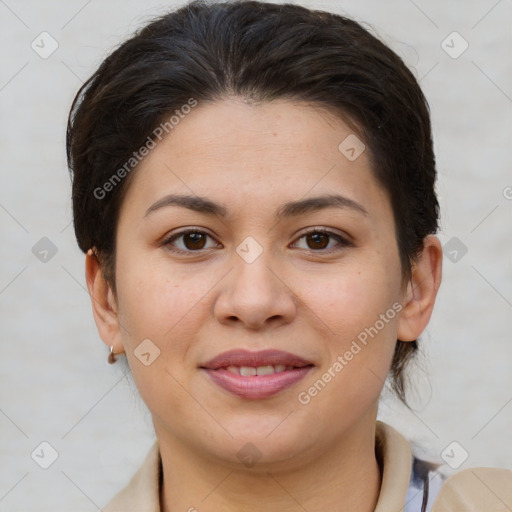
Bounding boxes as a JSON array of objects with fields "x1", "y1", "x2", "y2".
[
  {"x1": 200, "y1": 348, "x2": 314, "y2": 370},
  {"x1": 200, "y1": 349, "x2": 315, "y2": 399},
  {"x1": 221, "y1": 364, "x2": 308, "y2": 376}
]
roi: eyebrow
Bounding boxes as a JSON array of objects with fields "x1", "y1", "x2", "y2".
[{"x1": 144, "y1": 193, "x2": 368, "y2": 219}]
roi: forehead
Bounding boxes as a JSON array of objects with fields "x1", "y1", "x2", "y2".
[
  {"x1": 156, "y1": 98, "x2": 358, "y2": 168},
  {"x1": 120, "y1": 98, "x2": 391, "y2": 222}
]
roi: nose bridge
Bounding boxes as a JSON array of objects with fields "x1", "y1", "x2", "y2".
[
  {"x1": 214, "y1": 236, "x2": 296, "y2": 328},
  {"x1": 232, "y1": 237, "x2": 280, "y2": 302}
]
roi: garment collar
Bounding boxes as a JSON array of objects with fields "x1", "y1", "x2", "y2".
[{"x1": 104, "y1": 420, "x2": 412, "y2": 512}]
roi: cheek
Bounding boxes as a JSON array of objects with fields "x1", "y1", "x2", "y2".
[
  {"x1": 115, "y1": 254, "x2": 206, "y2": 341},
  {"x1": 303, "y1": 258, "x2": 402, "y2": 382},
  {"x1": 113, "y1": 256, "x2": 204, "y2": 413},
  {"x1": 305, "y1": 261, "x2": 401, "y2": 332},
  {"x1": 300, "y1": 272, "x2": 400, "y2": 418}
]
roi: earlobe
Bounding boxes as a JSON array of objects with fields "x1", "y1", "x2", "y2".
[
  {"x1": 397, "y1": 235, "x2": 443, "y2": 342},
  {"x1": 85, "y1": 249, "x2": 124, "y2": 354}
]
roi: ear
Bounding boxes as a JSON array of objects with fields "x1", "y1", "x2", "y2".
[
  {"x1": 397, "y1": 235, "x2": 443, "y2": 342},
  {"x1": 85, "y1": 249, "x2": 124, "y2": 354}
]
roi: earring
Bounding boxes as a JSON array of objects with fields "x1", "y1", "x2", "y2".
[{"x1": 108, "y1": 345, "x2": 118, "y2": 364}]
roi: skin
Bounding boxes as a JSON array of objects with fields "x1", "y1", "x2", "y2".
[{"x1": 86, "y1": 98, "x2": 442, "y2": 512}]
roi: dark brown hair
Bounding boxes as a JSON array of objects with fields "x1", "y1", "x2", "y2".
[{"x1": 66, "y1": 0, "x2": 439, "y2": 405}]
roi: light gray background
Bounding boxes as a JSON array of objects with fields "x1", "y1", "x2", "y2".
[{"x1": 1, "y1": 0, "x2": 511, "y2": 509}]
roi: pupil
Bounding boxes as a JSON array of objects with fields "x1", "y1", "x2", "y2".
[
  {"x1": 309, "y1": 233, "x2": 328, "y2": 249},
  {"x1": 185, "y1": 232, "x2": 205, "y2": 249}
]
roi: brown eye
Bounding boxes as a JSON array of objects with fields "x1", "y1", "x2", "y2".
[
  {"x1": 163, "y1": 229, "x2": 219, "y2": 254},
  {"x1": 293, "y1": 229, "x2": 353, "y2": 253},
  {"x1": 306, "y1": 232, "x2": 330, "y2": 250},
  {"x1": 182, "y1": 232, "x2": 207, "y2": 250}
]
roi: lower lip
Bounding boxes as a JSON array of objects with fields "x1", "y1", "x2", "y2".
[{"x1": 201, "y1": 366, "x2": 314, "y2": 399}]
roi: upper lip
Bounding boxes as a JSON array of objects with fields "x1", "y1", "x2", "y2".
[{"x1": 200, "y1": 349, "x2": 314, "y2": 370}]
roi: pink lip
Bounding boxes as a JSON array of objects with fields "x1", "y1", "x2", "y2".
[
  {"x1": 200, "y1": 349, "x2": 315, "y2": 400},
  {"x1": 201, "y1": 349, "x2": 314, "y2": 369}
]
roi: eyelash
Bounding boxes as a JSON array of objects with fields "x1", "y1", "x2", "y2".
[{"x1": 161, "y1": 228, "x2": 353, "y2": 256}]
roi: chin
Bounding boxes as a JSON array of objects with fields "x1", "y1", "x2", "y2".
[{"x1": 208, "y1": 421, "x2": 316, "y2": 467}]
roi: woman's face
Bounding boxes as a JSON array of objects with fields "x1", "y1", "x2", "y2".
[{"x1": 103, "y1": 98, "x2": 417, "y2": 468}]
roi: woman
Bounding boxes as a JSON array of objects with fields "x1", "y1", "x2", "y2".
[{"x1": 66, "y1": 1, "x2": 512, "y2": 510}]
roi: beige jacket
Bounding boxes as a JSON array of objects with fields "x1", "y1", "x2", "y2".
[{"x1": 104, "y1": 421, "x2": 512, "y2": 511}]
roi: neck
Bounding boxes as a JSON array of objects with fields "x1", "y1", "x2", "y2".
[{"x1": 157, "y1": 418, "x2": 382, "y2": 512}]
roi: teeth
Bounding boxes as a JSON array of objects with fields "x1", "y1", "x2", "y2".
[
  {"x1": 225, "y1": 365, "x2": 293, "y2": 376},
  {"x1": 256, "y1": 365, "x2": 275, "y2": 376},
  {"x1": 240, "y1": 366, "x2": 257, "y2": 376}
]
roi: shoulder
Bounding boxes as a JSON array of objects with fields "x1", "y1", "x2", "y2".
[{"x1": 432, "y1": 466, "x2": 512, "y2": 511}]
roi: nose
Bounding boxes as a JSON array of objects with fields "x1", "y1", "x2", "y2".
[{"x1": 214, "y1": 251, "x2": 297, "y2": 330}]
